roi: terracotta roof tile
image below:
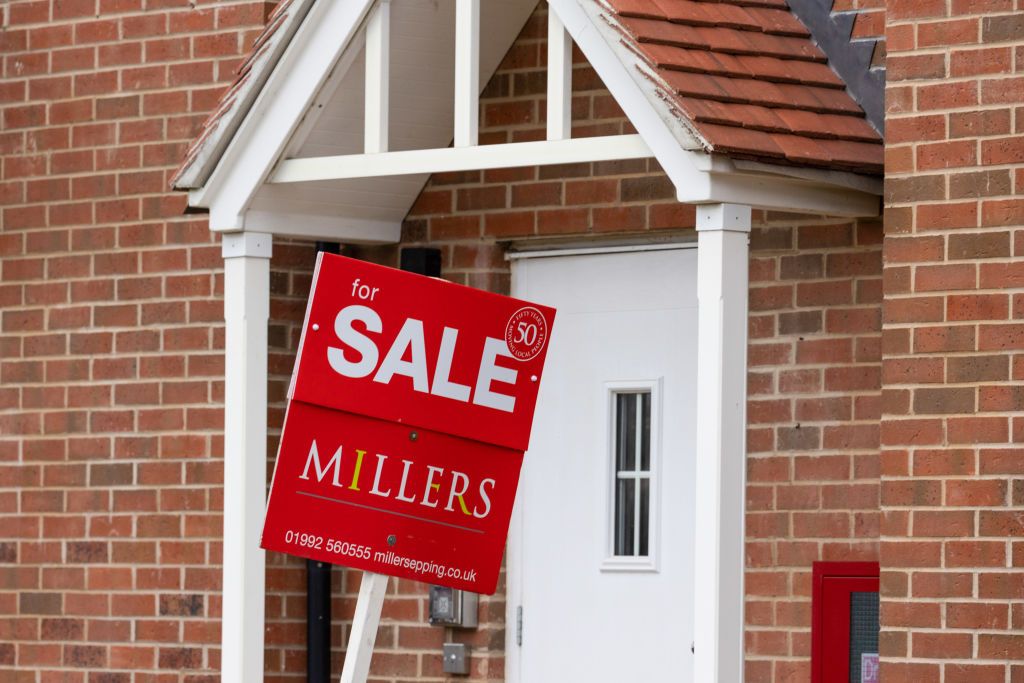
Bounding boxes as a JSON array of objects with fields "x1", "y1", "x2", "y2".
[
  {"x1": 605, "y1": 0, "x2": 883, "y2": 174},
  {"x1": 698, "y1": 123, "x2": 788, "y2": 159},
  {"x1": 772, "y1": 109, "x2": 878, "y2": 141}
]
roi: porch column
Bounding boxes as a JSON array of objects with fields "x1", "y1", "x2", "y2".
[
  {"x1": 693, "y1": 204, "x2": 750, "y2": 683},
  {"x1": 221, "y1": 231, "x2": 273, "y2": 683}
]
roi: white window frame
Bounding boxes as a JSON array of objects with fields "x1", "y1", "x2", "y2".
[{"x1": 601, "y1": 378, "x2": 662, "y2": 573}]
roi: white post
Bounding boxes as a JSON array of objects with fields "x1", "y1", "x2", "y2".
[
  {"x1": 454, "y1": 0, "x2": 479, "y2": 147},
  {"x1": 364, "y1": 0, "x2": 390, "y2": 154},
  {"x1": 693, "y1": 204, "x2": 750, "y2": 683},
  {"x1": 339, "y1": 571, "x2": 390, "y2": 683},
  {"x1": 220, "y1": 231, "x2": 273, "y2": 683},
  {"x1": 546, "y1": 8, "x2": 572, "y2": 141}
]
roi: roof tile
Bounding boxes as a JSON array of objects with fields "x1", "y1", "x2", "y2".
[
  {"x1": 699, "y1": 123, "x2": 788, "y2": 160},
  {"x1": 606, "y1": 0, "x2": 883, "y2": 174}
]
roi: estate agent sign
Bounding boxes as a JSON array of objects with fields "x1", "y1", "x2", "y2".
[{"x1": 261, "y1": 253, "x2": 556, "y2": 594}]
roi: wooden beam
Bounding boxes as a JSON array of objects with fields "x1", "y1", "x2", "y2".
[
  {"x1": 239, "y1": 210, "x2": 402, "y2": 243},
  {"x1": 546, "y1": 9, "x2": 572, "y2": 141},
  {"x1": 271, "y1": 134, "x2": 652, "y2": 183},
  {"x1": 364, "y1": 0, "x2": 390, "y2": 154},
  {"x1": 454, "y1": 0, "x2": 480, "y2": 147}
]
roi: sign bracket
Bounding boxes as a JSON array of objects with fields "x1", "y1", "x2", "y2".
[{"x1": 340, "y1": 571, "x2": 390, "y2": 683}]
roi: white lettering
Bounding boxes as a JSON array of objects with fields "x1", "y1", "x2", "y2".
[
  {"x1": 444, "y1": 471, "x2": 470, "y2": 512},
  {"x1": 298, "y1": 440, "x2": 343, "y2": 487},
  {"x1": 430, "y1": 327, "x2": 471, "y2": 402},
  {"x1": 328, "y1": 305, "x2": 382, "y2": 377},
  {"x1": 473, "y1": 478, "x2": 495, "y2": 518},
  {"x1": 373, "y1": 318, "x2": 429, "y2": 392},
  {"x1": 473, "y1": 337, "x2": 517, "y2": 412},
  {"x1": 395, "y1": 460, "x2": 417, "y2": 503},
  {"x1": 369, "y1": 453, "x2": 392, "y2": 497},
  {"x1": 421, "y1": 466, "x2": 444, "y2": 508}
]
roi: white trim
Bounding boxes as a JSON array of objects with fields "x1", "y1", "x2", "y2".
[
  {"x1": 271, "y1": 134, "x2": 653, "y2": 183},
  {"x1": 241, "y1": 210, "x2": 402, "y2": 244},
  {"x1": 507, "y1": 241, "x2": 696, "y2": 260},
  {"x1": 697, "y1": 203, "x2": 753, "y2": 234},
  {"x1": 221, "y1": 233, "x2": 273, "y2": 683},
  {"x1": 700, "y1": 160, "x2": 881, "y2": 217},
  {"x1": 546, "y1": 10, "x2": 572, "y2": 141},
  {"x1": 548, "y1": 0, "x2": 707, "y2": 194},
  {"x1": 364, "y1": 0, "x2": 391, "y2": 154},
  {"x1": 601, "y1": 379, "x2": 662, "y2": 574},
  {"x1": 454, "y1": 0, "x2": 480, "y2": 147},
  {"x1": 693, "y1": 203, "x2": 749, "y2": 683},
  {"x1": 188, "y1": 0, "x2": 377, "y2": 226}
]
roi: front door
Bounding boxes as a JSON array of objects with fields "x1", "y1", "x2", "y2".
[{"x1": 508, "y1": 246, "x2": 698, "y2": 683}]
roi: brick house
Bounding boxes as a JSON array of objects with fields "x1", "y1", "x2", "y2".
[{"x1": 1, "y1": 0, "x2": 1021, "y2": 682}]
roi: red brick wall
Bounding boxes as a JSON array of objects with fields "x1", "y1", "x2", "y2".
[
  {"x1": 0, "y1": 2, "x2": 273, "y2": 681},
  {"x1": 882, "y1": 3, "x2": 1024, "y2": 682},
  {"x1": 744, "y1": 216, "x2": 882, "y2": 682},
  {"x1": 0, "y1": 1, "x2": 895, "y2": 682}
]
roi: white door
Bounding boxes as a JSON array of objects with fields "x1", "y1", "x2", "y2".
[{"x1": 509, "y1": 246, "x2": 697, "y2": 683}]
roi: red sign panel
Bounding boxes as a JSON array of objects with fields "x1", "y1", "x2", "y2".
[
  {"x1": 290, "y1": 253, "x2": 553, "y2": 452},
  {"x1": 261, "y1": 254, "x2": 556, "y2": 594}
]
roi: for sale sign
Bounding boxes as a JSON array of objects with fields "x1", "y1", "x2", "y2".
[{"x1": 261, "y1": 254, "x2": 555, "y2": 594}]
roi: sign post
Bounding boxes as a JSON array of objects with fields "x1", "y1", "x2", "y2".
[
  {"x1": 261, "y1": 253, "x2": 555, "y2": 681},
  {"x1": 339, "y1": 572, "x2": 389, "y2": 683}
]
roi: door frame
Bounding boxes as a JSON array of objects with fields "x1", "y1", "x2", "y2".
[{"x1": 505, "y1": 241, "x2": 697, "y2": 683}]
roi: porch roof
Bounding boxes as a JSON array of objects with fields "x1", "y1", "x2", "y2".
[
  {"x1": 606, "y1": 0, "x2": 883, "y2": 174},
  {"x1": 173, "y1": 0, "x2": 883, "y2": 242}
]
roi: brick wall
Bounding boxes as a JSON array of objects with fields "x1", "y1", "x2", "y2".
[
  {"x1": 882, "y1": 3, "x2": 1024, "y2": 682},
  {"x1": 0, "y1": 1, "x2": 898, "y2": 682},
  {"x1": 743, "y1": 215, "x2": 882, "y2": 682},
  {"x1": 0, "y1": 2, "x2": 273, "y2": 681}
]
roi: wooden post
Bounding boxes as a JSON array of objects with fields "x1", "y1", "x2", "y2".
[{"x1": 339, "y1": 571, "x2": 390, "y2": 683}]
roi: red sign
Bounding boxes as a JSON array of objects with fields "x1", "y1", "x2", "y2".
[
  {"x1": 261, "y1": 254, "x2": 555, "y2": 594},
  {"x1": 290, "y1": 254, "x2": 552, "y2": 451}
]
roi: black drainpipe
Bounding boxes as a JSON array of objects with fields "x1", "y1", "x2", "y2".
[{"x1": 304, "y1": 244, "x2": 441, "y2": 681}]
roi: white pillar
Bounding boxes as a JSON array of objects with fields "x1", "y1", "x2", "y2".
[
  {"x1": 454, "y1": 0, "x2": 480, "y2": 147},
  {"x1": 220, "y1": 231, "x2": 272, "y2": 683},
  {"x1": 693, "y1": 204, "x2": 750, "y2": 683},
  {"x1": 364, "y1": 0, "x2": 390, "y2": 154},
  {"x1": 546, "y1": 8, "x2": 572, "y2": 141}
]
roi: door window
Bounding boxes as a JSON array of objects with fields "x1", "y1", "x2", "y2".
[
  {"x1": 604, "y1": 380, "x2": 661, "y2": 572},
  {"x1": 613, "y1": 391, "x2": 651, "y2": 557}
]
